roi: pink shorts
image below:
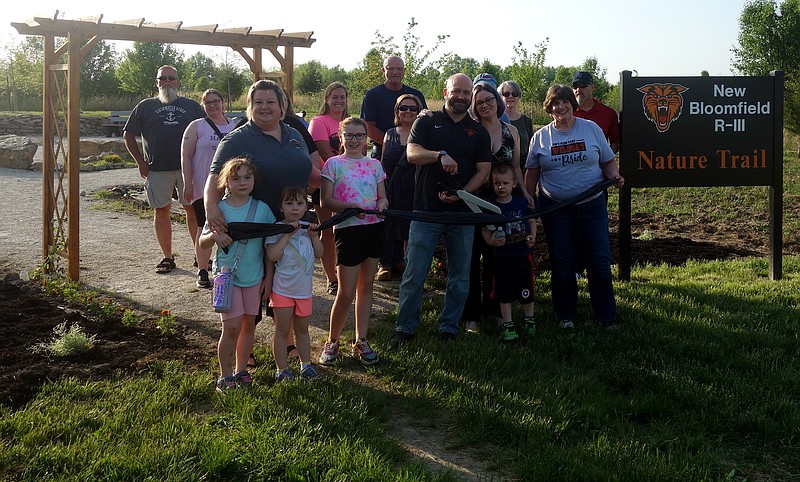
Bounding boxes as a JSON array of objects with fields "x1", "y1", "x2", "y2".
[
  {"x1": 269, "y1": 292, "x2": 312, "y2": 317},
  {"x1": 220, "y1": 284, "x2": 262, "y2": 321}
]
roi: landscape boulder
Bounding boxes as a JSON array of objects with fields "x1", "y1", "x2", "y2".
[
  {"x1": 79, "y1": 139, "x2": 129, "y2": 157},
  {"x1": 0, "y1": 135, "x2": 37, "y2": 170}
]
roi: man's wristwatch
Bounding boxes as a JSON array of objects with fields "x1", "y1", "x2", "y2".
[{"x1": 437, "y1": 150, "x2": 447, "y2": 162}]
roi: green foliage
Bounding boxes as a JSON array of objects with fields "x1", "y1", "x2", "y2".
[
  {"x1": 4, "y1": 257, "x2": 800, "y2": 479},
  {"x1": 121, "y1": 309, "x2": 142, "y2": 327},
  {"x1": 115, "y1": 42, "x2": 184, "y2": 97},
  {"x1": 733, "y1": 0, "x2": 800, "y2": 134},
  {"x1": 507, "y1": 39, "x2": 550, "y2": 117},
  {"x1": 30, "y1": 322, "x2": 96, "y2": 357},
  {"x1": 295, "y1": 60, "x2": 326, "y2": 94},
  {"x1": 181, "y1": 52, "x2": 216, "y2": 92},
  {"x1": 79, "y1": 41, "x2": 120, "y2": 99},
  {"x1": 156, "y1": 310, "x2": 177, "y2": 336},
  {"x1": 0, "y1": 37, "x2": 45, "y2": 110},
  {"x1": 356, "y1": 18, "x2": 452, "y2": 101}
]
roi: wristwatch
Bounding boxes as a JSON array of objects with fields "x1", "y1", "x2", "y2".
[{"x1": 437, "y1": 150, "x2": 447, "y2": 162}]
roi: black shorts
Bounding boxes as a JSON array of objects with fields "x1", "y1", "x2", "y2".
[
  {"x1": 492, "y1": 254, "x2": 535, "y2": 304},
  {"x1": 335, "y1": 222, "x2": 385, "y2": 266},
  {"x1": 192, "y1": 199, "x2": 206, "y2": 228}
]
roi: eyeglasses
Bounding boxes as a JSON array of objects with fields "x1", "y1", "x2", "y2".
[
  {"x1": 157, "y1": 75, "x2": 178, "y2": 81},
  {"x1": 474, "y1": 97, "x2": 496, "y2": 108},
  {"x1": 203, "y1": 99, "x2": 222, "y2": 106},
  {"x1": 343, "y1": 133, "x2": 366, "y2": 140},
  {"x1": 572, "y1": 83, "x2": 589, "y2": 89},
  {"x1": 398, "y1": 105, "x2": 419, "y2": 112},
  {"x1": 501, "y1": 91, "x2": 520, "y2": 98}
]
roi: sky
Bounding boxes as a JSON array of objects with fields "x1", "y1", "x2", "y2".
[{"x1": 1, "y1": 0, "x2": 749, "y2": 83}]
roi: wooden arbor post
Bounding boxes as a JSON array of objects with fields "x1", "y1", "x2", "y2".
[{"x1": 11, "y1": 13, "x2": 315, "y2": 280}]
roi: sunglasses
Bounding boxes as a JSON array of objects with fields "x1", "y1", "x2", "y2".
[
  {"x1": 572, "y1": 83, "x2": 590, "y2": 89},
  {"x1": 157, "y1": 75, "x2": 178, "y2": 81},
  {"x1": 398, "y1": 105, "x2": 420, "y2": 112},
  {"x1": 501, "y1": 91, "x2": 520, "y2": 98}
]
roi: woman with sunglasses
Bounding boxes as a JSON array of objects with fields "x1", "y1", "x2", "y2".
[
  {"x1": 499, "y1": 81, "x2": 534, "y2": 172},
  {"x1": 379, "y1": 94, "x2": 422, "y2": 267}
]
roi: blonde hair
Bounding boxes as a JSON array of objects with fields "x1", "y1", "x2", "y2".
[{"x1": 217, "y1": 157, "x2": 256, "y2": 191}]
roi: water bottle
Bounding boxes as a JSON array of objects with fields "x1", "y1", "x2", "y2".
[
  {"x1": 213, "y1": 266, "x2": 233, "y2": 313},
  {"x1": 494, "y1": 226, "x2": 506, "y2": 239}
]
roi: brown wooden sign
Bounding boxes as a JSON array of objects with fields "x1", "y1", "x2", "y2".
[{"x1": 618, "y1": 71, "x2": 784, "y2": 279}]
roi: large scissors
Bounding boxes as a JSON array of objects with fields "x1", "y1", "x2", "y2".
[{"x1": 456, "y1": 189, "x2": 502, "y2": 232}]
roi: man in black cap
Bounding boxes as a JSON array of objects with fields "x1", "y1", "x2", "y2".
[{"x1": 572, "y1": 71, "x2": 620, "y2": 153}]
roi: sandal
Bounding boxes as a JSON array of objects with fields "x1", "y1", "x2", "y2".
[
  {"x1": 326, "y1": 281, "x2": 338, "y2": 295},
  {"x1": 155, "y1": 257, "x2": 175, "y2": 274},
  {"x1": 247, "y1": 352, "x2": 257, "y2": 369}
]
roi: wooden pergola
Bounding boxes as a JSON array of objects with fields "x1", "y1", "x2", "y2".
[{"x1": 11, "y1": 12, "x2": 315, "y2": 280}]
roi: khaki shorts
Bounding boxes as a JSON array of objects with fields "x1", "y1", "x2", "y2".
[{"x1": 145, "y1": 170, "x2": 188, "y2": 209}]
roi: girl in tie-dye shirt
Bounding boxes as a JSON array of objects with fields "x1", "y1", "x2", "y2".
[{"x1": 318, "y1": 117, "x2": 388, "y2": 367}]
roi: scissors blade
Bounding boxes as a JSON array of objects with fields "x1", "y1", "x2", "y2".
[{"x1": 457, "y1": 190, "x2": 500, "y2": 230}]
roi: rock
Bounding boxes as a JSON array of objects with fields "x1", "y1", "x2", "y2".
[
  {"x1": 0, "y1": 135, "x2": 37, "y2": 170},
  {"x1": 79, "y1": 139, "x2": 130, "y2": 157}
]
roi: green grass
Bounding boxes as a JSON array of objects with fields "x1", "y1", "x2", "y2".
[
  {"x1": 2, "y1": 147, "x2": 800, "y2": 480},
  {"x1": 2, "y1": 257, "x2": 799, "y2": 480}
]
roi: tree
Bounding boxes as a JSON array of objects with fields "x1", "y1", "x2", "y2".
[
  {"x1": 0, "y1": 37, "x2": 44, "y2": 110},
  {"x1": 506, "y1": 39, "x2": 550, "y2": 119},
  {"x1": 733, "y1": 0, "x2": 800, "y2": 140},
  {"x1": 79, "y1": 40, "x2": 119, "y2": 99},
  {"x1": 115, "y1": 42, "x2": 184, "y2": 98},
  {"x1": 212, "y1": 62, "x2": 249, "y2": 106},
  {"x1": 182, "y1": 52, "x2": 216, "y2": 92},
  {"x1": 295, "y1": 60, "x2": 325, "y2": 94},
  {"x1": 357, "y1": 18, "x2": 451, "y2": 101}
]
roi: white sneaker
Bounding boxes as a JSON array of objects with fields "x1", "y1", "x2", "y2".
[
  {"x1": 559, "y1": 320, "x2": 575, "y2": 329},
  {"x1": 464, "y1": 321, "x2": 480, "y2": 333}
]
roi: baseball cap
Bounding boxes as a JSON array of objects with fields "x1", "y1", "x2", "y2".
[
  {"x1": 473, "y1": 72, "x2": 497, "y2": 89},
  {"x1": 572, "y1": 71, "x2": 594, "y2": 85}
]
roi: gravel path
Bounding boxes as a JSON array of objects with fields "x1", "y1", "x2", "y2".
[{"x1": 0, "y1": 162, "x2": 397, "y2": 350}]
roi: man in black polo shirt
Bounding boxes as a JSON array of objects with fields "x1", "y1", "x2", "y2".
[{"x1": 393, "y1": 73, "x2": 492, "y2": 343}]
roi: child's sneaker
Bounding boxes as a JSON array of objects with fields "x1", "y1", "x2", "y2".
[
  {"x1": 559, "y1": 320, "x2": 575, "y2": 329},
  {"x1": 319, "y1": 340, "x2": 339, "y2": 365},
  {"x1": 300, "y1": 365, "x2": 321, "y2": 380},
  {"x1": 215, "y1": 375, "x2": 237, "y2": 393},
  {"x1": 275, "y1": 368, "x2": 295, "y2": 383},
  {"x1": 234, "y1": 370, "x2": 253, "y2": 388},
  {"x1": 353, "y1": 338, "x2": 379, "y2": 365},
  {"x1": 523, "y1": 317, "x2": 536, "y2": 337},
  {"x1": 500, "y1": 322, "x2": 520, "y2": 343}
]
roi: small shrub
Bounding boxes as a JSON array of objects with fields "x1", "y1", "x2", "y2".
[
  {"x1": 156, "y1": 309, "x2": 177, "y2": 336},
  {"x1": 30, "y1": 322, "x2": 96, "y2": 357},
  {"x1": 121, "y1": 309, "x2": 142, "y2": 327}
]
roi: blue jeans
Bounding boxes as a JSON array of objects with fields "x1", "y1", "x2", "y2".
[
  {"x1": 539, "y1": 194, "x2": 617, "y2": 324},
  {"x1": 396, "y1": 220, "x2": 474, "y2": 335}
]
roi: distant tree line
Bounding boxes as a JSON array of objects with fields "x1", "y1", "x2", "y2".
[{"x1": 2, "y1": 4, "x2": 797, "y2": 138}]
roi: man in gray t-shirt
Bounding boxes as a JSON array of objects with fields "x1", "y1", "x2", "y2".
[{"x1": 124, "y1": 65, "x2": 204, "y2": 274}]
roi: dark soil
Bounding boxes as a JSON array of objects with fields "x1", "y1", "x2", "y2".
[
  {"x1": 0, "y1": 272, "x2": 213, "y2": 409},
  {"x1": 2, "y1": 187, "x2": 797, "y2": 410}
]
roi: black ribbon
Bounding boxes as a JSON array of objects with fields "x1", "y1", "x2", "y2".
[{"x1": 224, "y1": 178, "x2": 618, "y2": 243}]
